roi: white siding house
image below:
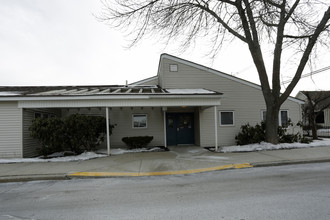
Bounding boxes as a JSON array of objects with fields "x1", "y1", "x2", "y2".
[{"x1": 0, "y1": 54, "x2": 303, "y2": 158}]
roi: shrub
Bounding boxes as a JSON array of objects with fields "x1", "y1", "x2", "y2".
[
  {"x1": 30, "y1": 114, "x2": 115, "y2": 156},
  {"x1": 279, "y1": 134, "x2": 299, "y2": 143},
  {"x1": 122, "y1": 136, "x2": 154, "y2": 149},
  {"x1": 235, "y1": 121, "x2": 303, "y2": 145},
  {"x1": 235, "y1": 122, "x2": 265, "y2": 145},
  {"x1": 30, "y1": 117, "x2": 65, "y2": 157},
  {"x1": 64, "y1": 114, "x2": 114, "y2": 152},
  {"x1": 300, "y1": 136, "x2": 312, "y2": 144}
]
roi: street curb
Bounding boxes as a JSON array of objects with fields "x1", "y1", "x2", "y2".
[
  {"x1": 2, "y1": 160, "x2": 330, "y2": 183},
  {"x1": 0, "y1": 174, "x2": 68, "y2": 183},
  {"x1": 68, "y1": 163, "x2": 253, "y2": 178},
  {"x1": 251, "y1": 158, "x2": 330, "y2": 167}
]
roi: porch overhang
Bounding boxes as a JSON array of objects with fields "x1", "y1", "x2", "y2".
[
  {"x1": 17, "y1": 95, "x2": 221, "y2": 108},
  {"x1": 0, "y1": 85, "x2": 222, "y2": 108}
]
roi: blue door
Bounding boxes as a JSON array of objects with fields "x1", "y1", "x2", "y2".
[{"x1": 166, "y1": 113, "x2": 194, "y2": 145}]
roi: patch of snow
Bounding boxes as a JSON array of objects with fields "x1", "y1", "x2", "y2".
[
  {"x1": 188, "y1": 149, "x2": 202, "y2": 154},
  {"x1": 220, "y1": 138, "x2": 330, "y2": 153},
  {"x1": 0, "y1": 152, "x2": 106, "y2": 164},
  {"x1": 0, "y1": 91, "x2": 22, "y2": 96},
  {"x1": 166, "y1": 89, "x2": 215, "y2": 94},
  {"x1": 193, "y1": 156, "x2": 229, "y2": 160},
  {"x1": 110, "y1": 147, "x2": 164, "y2": 155}
]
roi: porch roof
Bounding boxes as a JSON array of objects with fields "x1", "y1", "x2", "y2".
[
  {"x1": 0, "y1": 85, "x2": 220, "y2": 97},
  {"x1": 0, "y1": 85, "x2": 222, "y2": 108}
]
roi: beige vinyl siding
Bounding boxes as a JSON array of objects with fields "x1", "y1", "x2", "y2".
[
  {"x1": 0, "y1": 102, "x2": 22, "y2": 158},
  {"x1": 109, "y1": 107, "x2": 164, "y2": 146},
  {"x1": 160, "y1": 57, "x2": 302, "y2": 146},
  {"x1": 23, "y1": 108, "x2": 61, "y2": 158},
  {"x1": 323, "y1": 108, "x2": 330, "y2": 127},
  {"x1": 62, "y1": 107, "x2": 165, "y2": 148}
]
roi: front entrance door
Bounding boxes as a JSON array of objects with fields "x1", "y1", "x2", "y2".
[{"x1": 166, "y1": 113, "x2": 194, "y2": 145}]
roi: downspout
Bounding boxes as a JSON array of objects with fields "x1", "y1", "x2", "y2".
[
  {"x1": 214, "y1": 106, "x2": 218, "y2": 152},
  {"x1": 162, "y1": 107, "x2": 167, "y2": 148},
  {"x1": 106, "y1": 107, "x2": 111, "y2": 156}
]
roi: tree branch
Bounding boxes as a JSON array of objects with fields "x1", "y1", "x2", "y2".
[
  {"x1": 280, "y1": 6, "x2": 330, "y2": 104},
  {"x1": 190, "y1": 2, "x2": 247, "y2": 43},
  {"x1": 236, "y1": 0, "x2": 271, "y2": 98},
  {"x1": 272, "y1": 0, "x2": 286, "y2": 99}
]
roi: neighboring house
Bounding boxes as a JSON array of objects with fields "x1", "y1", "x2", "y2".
[
  {"x1": 0, "y1": 53, "x2": 303, "y2": 158},
  {"x1": 296, "y1": 91, "x2": 330, "y2": 127}
]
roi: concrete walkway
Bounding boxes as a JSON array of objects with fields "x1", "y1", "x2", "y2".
[{"x1": 1, "y1": 145, "x2": 330, "y2": 182}]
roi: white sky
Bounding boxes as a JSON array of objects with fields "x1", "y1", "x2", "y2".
[{"x1": 0, "y1": 0, "x2": 329, "y2": 96}]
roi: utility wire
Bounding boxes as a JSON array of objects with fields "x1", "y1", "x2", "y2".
[{"x1": 282, "y1": 66, "x2": 330, "y2": 84}]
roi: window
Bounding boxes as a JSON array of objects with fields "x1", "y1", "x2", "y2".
[
  {"x1": 261, "y1": 110, "x2": 289, "y2": 126},
  {"x1": 316, "y1": 111, "x2": 325, "y2": 124},
  {"x1": 169, "y1": 64, "x2": 178, "y2": 72},
  {"x1": 220, "y1": 111, "x2": 234, "y2": 126},
  {"x1": 132, "y1": 114, "x2": 147, "y2": 128},
  {"x1": 261, "y1": 110, "x2": 266, "y2": 121},
  {"x1": 280, "y1": 110, "x2": 289, "y2": 126}
]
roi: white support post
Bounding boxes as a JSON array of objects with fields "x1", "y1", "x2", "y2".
[
  {"x1": 214, "y1": 106, "x2": 218, "y2": 152},
  {"x1": 106, "y1": 107, "x2": 111, "y2": 156},
  {"x1": 162, "y1": 107, "x2": 167, "y2": 148}
]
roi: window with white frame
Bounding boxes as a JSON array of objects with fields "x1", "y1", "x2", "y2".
[
  {"x1": 280, "y1": 110, "x2": 289, "y2": 126},
  {"x1": 132, "y1": 114, "x2": 147, "y2": 128},
  {"x1": 261, "y1": 110, "x2": 289, "y2": 126},
  {"x1": 169, "y1": 64, "x2": 178, "y2": 72},
  {"x1": 261, "y1": 110, "x2": 266, "y2": 121},
  {"x1": 220, "y1": 111, "x2": 234, "y2": 126}
]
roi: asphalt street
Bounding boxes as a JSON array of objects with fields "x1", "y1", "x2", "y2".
[{"x1": 1, "y1": 162, "x2": 330, "y2": 220}]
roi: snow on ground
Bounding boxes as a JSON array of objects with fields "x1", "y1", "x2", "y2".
[
  {"x1": 220, "y1": 138, "x2": 330, "y2": 153},
  {"x1": 0, "y1": 147, "x2": 164, "y2": 164},
  {"x1": 0, "y1": 152, "x2": 107, "y2": 164},
  {"x1": 98, "y1": 147, "x2": 164, "y2": 155},
  {"x1": 1, "y1": 139, "x2": 330, "y2": 163}
]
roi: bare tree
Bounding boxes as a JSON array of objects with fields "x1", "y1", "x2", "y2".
[
  {"x1": 302, "y1": 91, "x2": 330, "y2": 139},
  {"x1": 100, "y1": 0, "x2": 330, "y2": 144}
]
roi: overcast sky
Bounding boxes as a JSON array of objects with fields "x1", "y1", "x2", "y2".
[{"x1": 0, "y1": 0, "x2": 329, "y2": 96}]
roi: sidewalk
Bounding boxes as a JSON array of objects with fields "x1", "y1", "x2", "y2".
[{"x1": 1, "y1": 145, "x2": 330, "y2": 182}]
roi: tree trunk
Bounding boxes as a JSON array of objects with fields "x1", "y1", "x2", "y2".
[
  {"x1": 265, "y1": 104, "x2": 280, "y2": 144},
  {"x1": 311, "y1": 114, "x2": 318, "y2": 140}
]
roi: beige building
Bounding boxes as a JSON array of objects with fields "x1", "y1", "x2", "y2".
[{"x1": 0, "y1": 54, "x2": 303, "y2": 158}]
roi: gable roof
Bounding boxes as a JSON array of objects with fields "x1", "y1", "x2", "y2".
[
  {"x1": 298, "y1": 91, "x2": 330, "y2": 109},
  {"x1": 158, "y1": 53, "x2": 304, "y2": 104}
]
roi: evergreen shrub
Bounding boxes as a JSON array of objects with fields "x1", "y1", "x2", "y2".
[
  {"x1": 122, "y1": 136, "x2": 154, "y2": 149},
  {"x1": 30, "y1": 114, "x2": 115, "y2": 157},
  {"x1": 235, "y1": 121, "x2": 306, "y2": 145}
]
